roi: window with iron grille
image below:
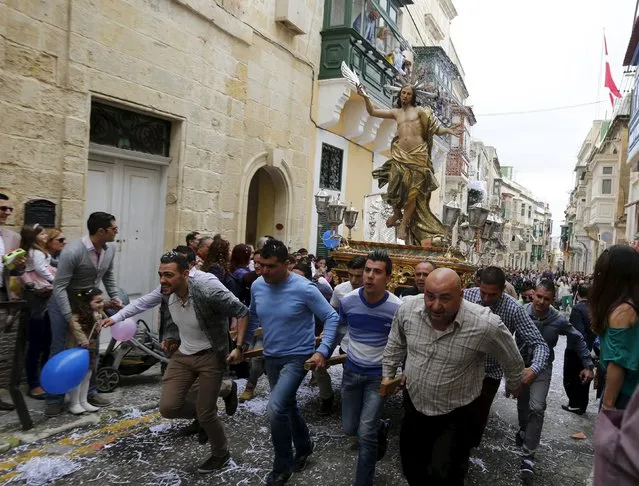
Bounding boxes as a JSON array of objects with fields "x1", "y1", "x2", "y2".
[
  {"x1": 90, "y1": 101, "x2": 171, "y2": 156},
  {"x1": 319, "y1": 143, "x2": 343, "y2": 191}
]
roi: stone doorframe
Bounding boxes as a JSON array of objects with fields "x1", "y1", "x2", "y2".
[{"x1": 236, "y1": 149, "x2": 294, "y2": 246}]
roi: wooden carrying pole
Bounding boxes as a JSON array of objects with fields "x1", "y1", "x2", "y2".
[
  {"x1": 242, "y1": 336, "x2": 321, "y2": 359},
  {"x1": 304, "y1": 354, "x2": 346, "y2": 371}
]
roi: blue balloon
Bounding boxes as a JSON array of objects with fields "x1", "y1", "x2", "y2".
[
  {"x1": 40, "y1": 348, "x2": 90, "y2": 395},
  {"x1": 322, "y1": 230, "x2": 340, "y2": 250}
]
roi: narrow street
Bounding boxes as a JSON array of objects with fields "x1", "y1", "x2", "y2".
[{"x1": 0, "y1": 337, "x2": 595, "y2": 486}]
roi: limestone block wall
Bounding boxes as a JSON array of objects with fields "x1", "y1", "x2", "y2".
[{"x1": 0, "y1": 0, "x2": 322, "y2": 250}]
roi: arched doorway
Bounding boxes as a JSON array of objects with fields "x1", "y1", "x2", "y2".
[
  {"x1": 245, "y1": 168, "x2": 276, "y2": 246},
  {"x1": 238, "y1": 151, "x2": 294, "y2": 247}
]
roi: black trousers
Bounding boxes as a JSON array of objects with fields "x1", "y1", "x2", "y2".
[
  {"x1": 563, "y1": 349, "x2": 590, "y2": 410},
  {"x1": 400, "y1": 392, "x2": 478, "y2": 486},
  {"x1": 470, "y1": 376, "x2": 501, "y2": 447}
]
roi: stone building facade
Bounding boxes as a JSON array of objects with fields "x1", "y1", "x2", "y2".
[
  {"x1": 1, "y1": 0, "x2": 322, "y2": 303},
  {"x1": 563, "y1": 98, "x2": 630, "y2": 273},
  {"x1": 499, "y1": 169, "x2": 553, "y2": 271}
]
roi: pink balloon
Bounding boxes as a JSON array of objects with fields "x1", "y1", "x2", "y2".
[{"x1": 111, "y1": 318, "x2": 137, "y2": 342}]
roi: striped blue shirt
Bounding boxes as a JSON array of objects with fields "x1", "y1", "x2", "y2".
[{"x1": 339, "y1": 288, "x2": 402, "y2": 375}]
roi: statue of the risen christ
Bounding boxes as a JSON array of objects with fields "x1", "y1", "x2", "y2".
[{"x1": 358, "y1": 83, "x2": 460, "y2": 244}]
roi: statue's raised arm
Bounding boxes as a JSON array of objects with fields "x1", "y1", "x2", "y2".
[
  {"x1": 341, "y1": 61, "x2": 396, "y2": 120},
  {"x1": 356, "y1": 84, "x2": 396, "y2": 120}
]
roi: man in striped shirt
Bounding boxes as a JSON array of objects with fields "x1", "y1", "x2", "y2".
[
  {"x1": 463, "y1": 266, "x2": 549, "y2": 447},
  {"x1": 339, "y1": 250, "x2": 402, "y2": 486}
]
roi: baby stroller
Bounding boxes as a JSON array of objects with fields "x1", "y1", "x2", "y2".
[{"x1": 96, "y1": 319, "x2": 168, "y2": 393}]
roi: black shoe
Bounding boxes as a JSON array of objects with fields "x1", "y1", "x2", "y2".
[
  {"x1": 561, "y1": 404, "x2": 586, "y2": 415},
  {"x1": 520, "y1": 458, "x2": 534, "y2": 482},
  {"x1": 224, "y1": 382, "x2": 238, "y2": 416},
  {"x1": 44, "y1": 402, "x2": 64, "y2": 417},
  {"x1": 515, "y1": 428, "x2": 525, "y2": 447},
  {"x1": 87, "y1": 394, "x2": 111, "y2": 407},
  {"x1": 318, "y1": 395, "x2": 334, "y2": 416},
  {"x1": 198, "y1": 427, "x2": 209, "y2": 445},
  {"x1": 292, "y1": 441, "x2": 315, "y2": 473},
  {"x1": 265, "y1": 470, "x2": 292, "y2": 486},
  {"x1": 197, "y1": 452, "x2": 231, "y2": 473},
  {"x1": 377, "y1": 419, "x2": 391, "y2": 461},
  {"x1": 176, "y1": 420, "x2": 200, "y2": 437}
]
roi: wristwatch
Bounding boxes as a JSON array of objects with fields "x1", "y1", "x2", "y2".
[{"x1": 236, "y1": 343, "x2": 249, "y2": 352}]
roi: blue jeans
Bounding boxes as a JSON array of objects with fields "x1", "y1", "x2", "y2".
[
  {"x1": 265, "y1": 355, "x2": 313, "y2": 474},
  {"x1": 342, "y1": 368, "x2": 384, "y2": 486},
  {"x1": 46, "y1": 297, "x2": 98, "y2": 404}
]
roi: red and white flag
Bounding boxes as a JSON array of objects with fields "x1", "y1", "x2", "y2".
[{"x1": 604, "y1": 33, "x2": 622, "y2": 107}]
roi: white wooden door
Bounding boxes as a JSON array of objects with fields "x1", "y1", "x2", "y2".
[
  {"x1": 86, "y1": 158, "x2": 163, "y2": 341},
  {"x1": 118, "y1": 165, "x2": 161, "y2": 297}
]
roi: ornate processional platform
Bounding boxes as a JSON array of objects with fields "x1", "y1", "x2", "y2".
[{"x1": 331, "y1": 240, "x2": 476, "y2": 292}]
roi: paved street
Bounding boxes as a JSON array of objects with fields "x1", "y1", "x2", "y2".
[{"x1": 0, "y1": 337, "x2": 595, "y2": 486}]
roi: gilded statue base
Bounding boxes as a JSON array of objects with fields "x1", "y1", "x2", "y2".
[{"x1": 331, "y1": 240, "x2": 476, "y2": 292}]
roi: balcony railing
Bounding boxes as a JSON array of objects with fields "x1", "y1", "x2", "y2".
[
  {"x1": 412, "y1": 46, "x2": 469, "y2": 125},
  {"x1": 320, "y1": 0, "x2": 412, "y2": 108},
  {"x1": 446, "y1": 148, "x2": 469, "y2": 178}
]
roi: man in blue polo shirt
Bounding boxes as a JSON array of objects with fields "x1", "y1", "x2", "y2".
[
  {"x1": 339, "y1": 250, "x2": 402, "y2": 486},
  {"x1": 249, "y1": 239, "x2": 339, "y2": 486}
]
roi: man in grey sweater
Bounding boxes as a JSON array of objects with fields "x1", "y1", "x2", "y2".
[
  {"x1": 46, "y1": 212, "x2": 123, "y2": 417},
  {"x1": 518, "y1": 279, "x2": 594, "y2": 482}
]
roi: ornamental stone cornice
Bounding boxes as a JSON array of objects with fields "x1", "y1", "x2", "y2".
[{"x1": 317, "y1": 79, "x2": 397, "y2": 153}]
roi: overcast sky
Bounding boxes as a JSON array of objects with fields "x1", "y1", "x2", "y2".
[{"x1": 450, "y1": 0, "x2": 636, "y2": 235}]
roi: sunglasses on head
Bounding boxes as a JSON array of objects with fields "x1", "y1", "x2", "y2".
[{"x1": 0, "y1": 206, "x2": 14, "y2": 213}]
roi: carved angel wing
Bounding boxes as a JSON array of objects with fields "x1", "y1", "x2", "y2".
[{"x1": 340, "y1": 62, "x2": 361, "y2": 88}]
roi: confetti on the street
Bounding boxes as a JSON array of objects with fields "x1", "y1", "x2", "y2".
[
  {"x1": 14, "y1": 456, "x2": 82, "y2": 485},
  {"x1": 141, "y1": 469, "x2": 182, "y2": 486},
  {"x1": 149, "y1": 422, "x2": 174, "y2": 434},
  {"x1": 470, "y1": 456, "x2": 488, "y2": 473},
  {"x1": 120, "y1": 408, "x2": 144, "y2": 419}
]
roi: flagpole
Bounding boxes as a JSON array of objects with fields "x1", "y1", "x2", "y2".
[{"x1": 596, "y1": 29, "x2": 604, "y2": 120}]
